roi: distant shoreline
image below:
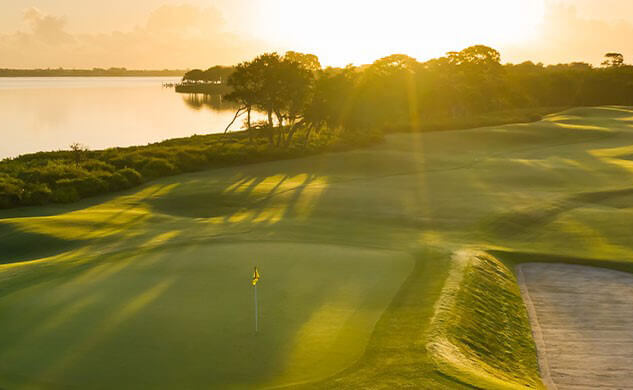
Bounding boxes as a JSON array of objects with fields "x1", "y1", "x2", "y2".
[{"x1": 0, "y1": 69, "x2": 186, "y2": 77}]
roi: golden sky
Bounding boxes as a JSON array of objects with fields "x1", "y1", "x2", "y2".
[{"x1": 1, "y1": 0, "x2": 633, "y2": 68}]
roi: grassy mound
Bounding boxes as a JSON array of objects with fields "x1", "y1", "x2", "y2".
[{"x1": 427, "y1": 251, "x2": 542, "y2": 389}]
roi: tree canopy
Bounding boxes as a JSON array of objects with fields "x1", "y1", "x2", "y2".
[
  {"x1": 225, "y1": 52, "x2": 314, "y2": 144},
  {"x1": 602, "y1": 52, "x2": 624, "y2": 68},
  {"x1": 183, "y1": 66, "x2": 234, "y2": 83},
  {"x1": 221, "y1": 45, "x2": 633, "y2": 148}
]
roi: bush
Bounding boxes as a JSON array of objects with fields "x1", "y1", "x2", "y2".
[
  {"x1": 0, "y1": 117, "x2": 382, "y2": 209},
  {"x1": 0, "y1": 180, "x2": 23, "y2": 208},
  {"x1": 51, "y1": 186, "x2": 80, "y2": 203},
  {"x1": 108, "y1": 172, "x2": 130, "y2": 190},
  {"x1": 23, "y1": 183, "x2": 52, "y2": 205},
  {"x1": 81, "y1": 159, "x2": 115, "y2": 172},
  {"x1": 17, "y1": 162, "x2": 88, "y2": 186},
  {"x1": 77, "y1": 176, "x2": 108, "y2": 197},
  {"x1": 174, "y1": 150, "x2": 208, "y2": 172},
  {"x1": 118, "y1": 168, "x2": 143, "y2": 186},
  {"x1": 55, "y1": 176, "x2": 107, "y2": 198},
  {"x1": 141, "y1": 158, "x2": 177, "y2": 178}
]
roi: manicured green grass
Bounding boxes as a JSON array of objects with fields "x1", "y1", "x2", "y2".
[
  {"x1": 2, "y1": 106, "x2": 633, "y2": 388},
  {"x1": 0, "y1": 243, "x2": 411, "y2": 389}
]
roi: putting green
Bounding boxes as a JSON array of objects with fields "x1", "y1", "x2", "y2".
[
  {"x1": 0, "y1": 243, "x2": 412, "y2": 389},
  {"x1": 3, "y1": 106, "x2": 633, "y2": 388}
]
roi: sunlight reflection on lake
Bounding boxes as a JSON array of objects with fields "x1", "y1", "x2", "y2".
[{"x1": 0, "y1": 77, "x2": 249, "y2": 159}]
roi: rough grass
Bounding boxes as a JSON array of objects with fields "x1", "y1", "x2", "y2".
[
  {"x1": 427, "y1": 251, "x2": 542, "y2": 390},
  {"x1": 3, "y1": 106, "x2": 633, "y2": 388}
]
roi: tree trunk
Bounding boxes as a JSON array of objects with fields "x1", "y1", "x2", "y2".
[
  {"x1": 285, "y1": 119, "x2": 304, "y2": 147},
  {"x1": 267, "y1": 111, "x2": 274, "y2": 145},
  {"x1": 267, "y1": 110, "x2": 274, "y2": 127},
  {"x1": 304, "y1": 125, "x2": 313, "y2": 147},
  {"x1": 247, "y1": 107, "x2": 252, "y2": 143},
  {"x1": 224, "y1": 107, "x2": 246, "y2": 134}
]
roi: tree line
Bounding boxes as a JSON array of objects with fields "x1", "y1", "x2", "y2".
[
  {"x1": 1, "y1": 46, "x2": 632, "y2": 209},
  {"x1": 182, "y1": 66, "x2": 235, "y2": 84},
  {"x1": 216, "y1": 46, "x2": 632, "y2": 147}
]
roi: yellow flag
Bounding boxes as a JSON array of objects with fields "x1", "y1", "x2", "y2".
[{"x1": 252, "y1": 266, "x2": 260, "y2": 286}]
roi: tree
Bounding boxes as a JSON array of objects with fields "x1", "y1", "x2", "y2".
[
  {"x1": 370, "y1": 54, "x2": 418, "y2": 73},
  {"x1": 183, "y1": 69, "x2": 205, "y2": 83},
  {"x1": 284, "y1": 51, "x2": 322, "y2": 72},
  {"x1": 225, "y1": 53, "x2": 313, "y2": 145},
  {"x1": 276, "y1": 59, "x2": 314, "y2": 145},
  {"x1": 69, "y1": 143, "x2": 88, "y2": 167},
  {"x1": 302, "y1": 67, "x2": 359, "y2": 139},
  {"x1": 447, "y1": 45, "x2": 501, "y2": 66},
  {"x1": 602, "y1": 52, "x2": 624, "y2": 67},
  {"x1": 204, "y1": 66, "x2": 234, "y2": 84},
  {"x1": 359, "y1": 55, "x2": 419, "y2": 129},
  {"x1": 224, "y1": 61, "x2": 262, "y2": 137}
]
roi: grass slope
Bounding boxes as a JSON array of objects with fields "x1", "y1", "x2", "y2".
[
  {"x1": 427, "y1": 251, "x2": 541, "y2": 389},
  {"x1": 2, "y1": 106, "x2": 633, "y2": 388}
]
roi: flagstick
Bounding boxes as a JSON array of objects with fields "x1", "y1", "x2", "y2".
[{"x1": 254, "y1": 284, "x2": 259, "y2": 333}]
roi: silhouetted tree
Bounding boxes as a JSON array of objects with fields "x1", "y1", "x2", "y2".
[
  {"x1": 602, "y1": 52, "x2": 624, "y2": 67},
  {"x1": 183, "y1": 69, "x2": 205, "y2": 83},
  {"x1": 224, "y1": 60, "x2": 261, "y2": 137},
  {"x1": 225, "y1": 45, "x2": 633, "y2": 148},
  {"x1": 204, "y1": 66, "x2": 234, "y2": 84},
  {"x1": 447, "y1": 45, "x2": 501, "y2": 66},
  {"x1": 69, "y1": 143, "x2": 88, "y2": 167},
  {"x1": 225, "y1": 53, "x2": 313, "y2": 145},
  {"x1": 284, "y1": 51, "x2": 322, "y2": 72}
]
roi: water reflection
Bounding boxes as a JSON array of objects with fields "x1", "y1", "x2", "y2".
[
  {"x1": 182, "y1": 93, "x2": 239, "y2": 112},
  {"x1": 0, "y1": 77, "x2": 246, "y2": 159}
]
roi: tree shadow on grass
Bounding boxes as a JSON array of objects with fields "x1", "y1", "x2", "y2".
[
  {"x1": 147, "y1": 171, "x2": 324, "y2": 222},
  {"x1": 0, "y1": 223, "x2": 82, "y2": 265}
]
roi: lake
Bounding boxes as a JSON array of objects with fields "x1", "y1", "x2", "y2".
[{"x1": 0, "y1": 77, "x2": 246, "y2": 159}]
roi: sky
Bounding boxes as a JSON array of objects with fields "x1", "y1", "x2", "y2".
[{"x1": 1, "y1": 0, "x2": 633, "y2": 68}]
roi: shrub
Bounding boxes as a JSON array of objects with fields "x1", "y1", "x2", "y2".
[
  {"x1": 141, "y1": 158, "x2": 177, "y2": 178},
  {"x1": 108, "y1": 172, "x2": 130, "y2": 190},
  {"x1": 23, "y1": 183, "x2": 52, "y2": 205},
  {"x1": 174, "y1": 150, "x2": 208, "y2": 172},
  {"x1": 51, "y1": 186, "x2": 80, "y2": 203},
  {"x1": 55, "y1": 176, "x2": 107, "y2": 198},
  {"x1": 0, "y1": 180, "x2": 23, "y2": 208},
  {"x1": 118, "y1": 168, "x2": 143, "y2": 186},
  {"x1": 77, "y1": 176, "x2": 108, "y2": 197},
  {"x1": 203, "y1": 145, "x2": 223, "y2": 163},
  {"x1": 81, "y1": 160, "x2": 115, "y2": 172},
  {"x1": 17, "y1": 162, "x2": 88, "y2": 186},
  {"x1": 0, "y1": 116, "x2": 383, "y2": 209}
]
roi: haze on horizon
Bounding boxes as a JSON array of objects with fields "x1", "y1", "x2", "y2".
[{"x1": 1, "y1": 0, "x2": 633, "y2": 69}]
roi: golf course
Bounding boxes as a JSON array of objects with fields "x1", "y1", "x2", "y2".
[{"x1": 2, "y1": 106, "x2": 633, "y2": 389}]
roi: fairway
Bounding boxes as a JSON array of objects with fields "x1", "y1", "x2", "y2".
[{"x1": 3, "y1": 106, "x2": 633, "y2": 388}]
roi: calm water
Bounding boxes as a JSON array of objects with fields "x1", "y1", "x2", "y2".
[{"x1": 0, "y1": 77, "x2": 245, "y2": 159}]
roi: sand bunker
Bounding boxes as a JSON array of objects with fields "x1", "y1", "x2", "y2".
[{"x1": 517, "y1": 263, "x2": 633, "y2": 389}]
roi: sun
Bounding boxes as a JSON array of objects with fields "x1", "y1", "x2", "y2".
[{"x1": 255, "y1": 0, "x2": 545, "y2": 66}]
